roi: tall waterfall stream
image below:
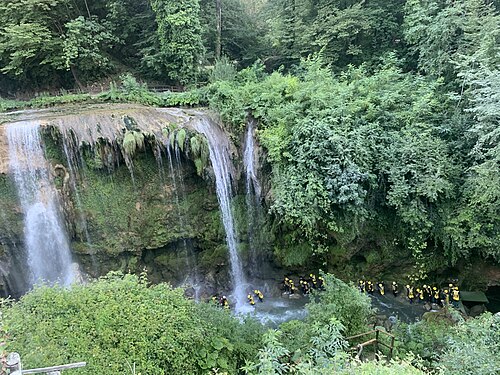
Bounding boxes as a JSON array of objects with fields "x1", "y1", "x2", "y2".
[
  {"x1": 192, "y1": 117, "x2": 249, "y2": 312},
  {"x1": 7, "y1": 121, "x2": 75, "y2": 287}
]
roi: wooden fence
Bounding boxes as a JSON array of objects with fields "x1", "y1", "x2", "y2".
[
  {"x1": 6, "y1": 353, "x2": 86, "y2": 374},
  {"x1": 346, "y1": 328, "x2": 395, "y2": 360}
]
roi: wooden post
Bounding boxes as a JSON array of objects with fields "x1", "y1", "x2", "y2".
[
  {"x1": 390, "y1": 335, "x2": 395, "y2": 359},
  {"x1": 6, "y1": 352, "x2": 22, "y2": 375}
]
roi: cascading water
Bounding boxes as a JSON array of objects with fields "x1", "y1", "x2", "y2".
[
  {"x1": 243, "y1": 120, "x2": 263, "y2": 275},
  {"x1": 62, "y1": 135, "x2": 99, "y2": 276},
  {"x1": 192, "y1": 117, "x2": 248, "y2": 312},
  {"x1": 62, "y1": 136, "x2": 92, "y2": 244},
  {"x1": 166, "y1": 137, "x2": 201, "y2": 300},
  {"x1": 244, "y1": 120, "x2": 261, "y2": 199},
  {"x1": 7, "y1": 121, "x2": 75, "y2": 287}
]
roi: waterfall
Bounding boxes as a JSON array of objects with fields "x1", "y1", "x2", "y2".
[
  {"x1": 192, "y1": 117, "x2": 248, "y2": 312},
  {"x1": 62, "y1": 136, "x2": 92, "y2": 245},
  {"x1": 243, "y1": 120, "x2": 262, "y2": 276},
  {"x1": 244, "y1": 120, "x2": 261, "y2": 199},
  {"x1": 62, "y1": 135, "x2": 99, "y2": 276},
  {"x1": 7, "y1": 121, "x2": 75, "y2": 287},
  {"x1": 165, "y1": 137, "x2": 201, "y2": 300}
]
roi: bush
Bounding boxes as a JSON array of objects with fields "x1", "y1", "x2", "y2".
[
  {"x1": 306, "y1": 274, "x2": 373, "y2": 337},
  {"x1": 437, "y1": 313, "x2": 500, "y2": 375},
  {"x1": 1, "y1": 273, "x2": 261, "y2": 374}
]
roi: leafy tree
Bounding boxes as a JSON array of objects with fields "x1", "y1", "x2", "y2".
[
  {"x1": 263, "y1": 0, "x2": 405, "y2": 70},
  {"x1": 147, "y1": 0, "x2": 204, "y2": 84},
  {"x1": 199, "y1": 0, "x2": 267, "y2": 65},
  {"x1": 60, "y1": 16, "x2": 118, "y2": 87},
  {"x1": 0, "y1": 0, "x2": 120, "y2": 87}
]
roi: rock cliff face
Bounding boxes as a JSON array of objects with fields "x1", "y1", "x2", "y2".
[{"x1": 0, "y1": 104, "x2": 271, "y2": 298}]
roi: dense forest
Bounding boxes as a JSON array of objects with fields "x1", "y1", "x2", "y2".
[
  {"x1": 1, "y1": 0, "x2": 500, "y2": 374},
  {"x1": 1, "y1": 0, "x2": 499, "y2": 277}
]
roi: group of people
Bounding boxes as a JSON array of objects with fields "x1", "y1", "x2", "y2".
[
  {"x1": 404, "y1": 284, "x2": 460, "y2": 307},
  {"x1": 211, "y1": 289, "x2": 265, "y2": 309},
  {"x1": 247, "y1": 289, "x2": 264, "y2": 305},
  {"x1": 283, "y1": 274, "x2": 325, "y2": 295},
  {"x1": 358, "y1": 279, "x2": 461, "y2": 307}
]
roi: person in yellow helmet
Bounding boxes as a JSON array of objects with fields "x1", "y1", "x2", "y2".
[
  {"x1": 377, "y1": 281, "x2": 385, "y2": 296},
  {"x1": 300, "y1": 278, "x2": 311, "y2": 294},
  {"x1": 391, "y1": 281, "x2": 399, "y2": 297},
  {"x1": 359, "y1": 280, "x2": 366, "y2": 293},
  {"x1": 254, "y1": 289, "x2": 264, "y2": 302},
  {"x1": 283, "y1": 277, "x2": 291, "y2": 293},
  {"x1": 367, "y1": 281, "x2": 374, "y2": 294},
  {"x1": 442, "y1": 288, "x2": 450, "y2": 305},
  {"x1": 247, "y1": 294, "x2": 255, "y2": 305},
  {"x1": 310, "y1": 274, "x2": 317, "y2": 289},
  {"x1": 318, "y1": 276, "x2": 325, "y2": 290},
  {"x1": 452, "y1": 286, "x2": 460, "y2": 308},
  {"x1": 221, "y1": 296, "x2": 230, "y2": 310},
  {"x1": 432, "y1": 287, "x2": 440, "y2": 305},
  {"x1": 406, "y1": 285, "x2": 415, "y2": 304},
  {"x1": 417, "y1": 288, "x2": 425, "y2": 303}
]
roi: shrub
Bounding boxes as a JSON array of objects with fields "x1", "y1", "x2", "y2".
[
  {"x1": 306, "y1": 274, "x2": 373, "y2": 336},
  {"x1": 1, "y1": 273, "x2": 261, "y2": 374}
]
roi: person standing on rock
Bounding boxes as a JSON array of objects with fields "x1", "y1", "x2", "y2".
[
  {"x1": 254, "y1": 289, "x2": 264, "y2": 302},
  {"x1": 377, "y1": 281, "x2": 385, "y2": 295},
  {"x1": 391, "y1": 281, "x2": 399, "y2": 297},
  {"x1": 359, "y1": 280, "x2": 366, "y2": 293},
  {"x1": 452, "y1": 287, "x2": 460, "y2": 307},
  {"x1": 406, "y1": 285, "x2": 415, "y2": 304}
]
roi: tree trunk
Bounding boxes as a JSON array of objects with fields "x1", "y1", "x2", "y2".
[
  {"x1": 215, "y1": 0, "x2": 222, "y2": 60},
  {"x1": 70, "y1": 66, "x2": 84, "y2": 91}
]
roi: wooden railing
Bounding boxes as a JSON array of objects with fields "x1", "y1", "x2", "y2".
[
  {"x1": 346, "y1": 328, "x2": 395, "y2": 360},
  {"x1": 5, "y1": 84, "x2": 185, "y2": 101},
  {"x1": 6, "y1": 352, "x2": 86, "y2": 374}
]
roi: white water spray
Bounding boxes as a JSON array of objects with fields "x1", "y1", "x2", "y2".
[
  {"x1": 243, "y1": 120, "x2": 261, "y2": 198},
  {"x1": 192, "y1": 117, "x2": 248, "y2": 312},
  {"x1": 7, "y1": 121, "x2": 75, "y2": 287}
]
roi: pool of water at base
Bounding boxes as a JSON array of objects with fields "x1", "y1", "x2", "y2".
[
  {"x1": 235, "y1": 292, "x2": 426, "y2": 328},
  {"x1": 237, "y1": 296, "x2": 309, "y2": 327}
]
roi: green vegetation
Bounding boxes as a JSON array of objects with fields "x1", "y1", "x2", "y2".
[
  {"x1": 2, "y1": 274, "x2": 498, "y2": 374},
  {"x1": 1, "y1": 0, "x2": 500, "y2": 373},
  {"x1": 1, "y1": 273, "x2": 264, "y2": 374}
]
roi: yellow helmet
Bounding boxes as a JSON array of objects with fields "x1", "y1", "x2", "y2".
[
  {"x1": 433, "y1": 287, "x2": 437, "y2": 290},
  {"x1": 406, "y1": 285, "x2": 410, "y2": 288},
  {"x1": 393, "y1": 281, "x2": 396, "y2": 285}
]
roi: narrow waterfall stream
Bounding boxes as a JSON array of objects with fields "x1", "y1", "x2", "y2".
[
  {"x1": 243, "y1": 120, "x2": 262, "y2": 275},
  {"x1": 166, "y1": 138, "x2": 201, "y2": 300},
  {"x1": 243, "y1": 120, "x2": 261, "y2": 199},
  {"x1": 7, "y1": 121, "x2": 75, "y2": 287},
  {"x1": 192, "y1": 117, "x2": 248, "y2": 312}
]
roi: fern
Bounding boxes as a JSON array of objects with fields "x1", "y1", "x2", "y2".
[
  {"x1": 189, "y1": 135, "x2": 201, "y2": 157},
  {"x1": 177, "y1": 128, "x2": 187, "y2": 152}
]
